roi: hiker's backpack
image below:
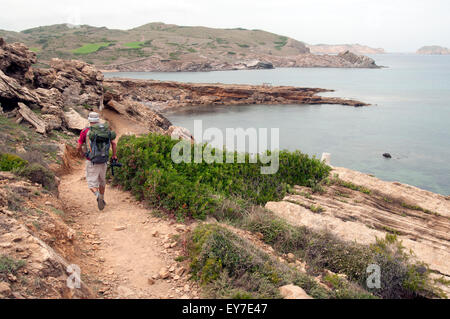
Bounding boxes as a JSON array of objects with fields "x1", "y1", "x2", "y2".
[{"x1": 85, "y1": 123, "x2": 117, "y2": 164}]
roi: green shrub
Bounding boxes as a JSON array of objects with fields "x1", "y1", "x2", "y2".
[
  {"x1": 188, "y1": 224, "x2": 331, "y2": 299},
  {"x1": 111, "y1": 133, "x2": 330, "y2": 220},
  {"x1": 241, "y1": 211, "x2": 440, "y2": 299},
  {"x1": 0, "y1": 255, "x2": 25, "y2": 278},
  {"x1": 16, "y1": 163, "x2": 57, "y2": 191},
  {"x1": 0, "y1": 153, "x2": 28, "y2": 171}
]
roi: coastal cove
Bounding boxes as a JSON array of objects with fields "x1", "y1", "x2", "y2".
[{"x1": 105, "y1": 54, "x2": 450, "y2": 195}]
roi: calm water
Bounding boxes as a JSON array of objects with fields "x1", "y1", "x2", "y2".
[{"x1": 105, "y1": 54, "x2": 450, "y2": 195}]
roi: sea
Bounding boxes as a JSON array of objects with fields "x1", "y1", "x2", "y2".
[{"x1": 104, "y1": 54, "x2": 450, "y2": 195}]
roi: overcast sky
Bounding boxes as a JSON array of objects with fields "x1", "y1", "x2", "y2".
[{"x1": 1, "y1": 0, "x2": 449, "y2": 52}]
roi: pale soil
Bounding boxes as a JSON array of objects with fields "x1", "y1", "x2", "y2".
[{"x1": 58, "y1": 113, "x2": 200, "y2": 299}]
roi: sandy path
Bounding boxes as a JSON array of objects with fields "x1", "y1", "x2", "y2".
[{"x1": 59, "y1": 113, "x2": 200, "y2": 299}]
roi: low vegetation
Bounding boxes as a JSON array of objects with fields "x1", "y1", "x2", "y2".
[
  {"x1": 187, "y1": 224, "x2": 374, "y2": 299},
  {"x1": 110, "y1": 132, "x2": 444, "y2": 298},
  {"x1": 0, "y1": 116, "x2": 63, "y2": 192},
  {"x1": 0, "y1": 153, "x2": 28, "y2": 171},
  {"x1": 238, "y1": 210, "x2": 443, "y2": 299},
  {"x1": 111, "y1": 133, "x2": 330, "y2": 220},
  {"x1": 72, "y1": 42, "x2": 113, "y2": 55},
  {"x1": 0, "y1": 255, "x2": 25, "y2": 280},
  {"x1": 124, "y1": 41, "x2": 145, "y2": 49},
  {"x1": 1, "y1": 22, "x2": 311, "y2": 67}
]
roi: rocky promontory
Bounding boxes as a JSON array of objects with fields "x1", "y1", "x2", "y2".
[
  {"x1": 104, "y1": 77, "x2": 368, "y2": 113},
  {"x1": 0, "y1": 37, "x2": 369, "y2": 140},
  {"x1": 100, "y1": 51, "x2": 380, "y2": 72},
  {"x1": 307, "y1": 43, "x2": 385, "y2": 55}
]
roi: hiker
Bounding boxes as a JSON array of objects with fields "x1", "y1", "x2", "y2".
[{"x1": 77, "y1": 112, "x2": 117, "y2": 211}]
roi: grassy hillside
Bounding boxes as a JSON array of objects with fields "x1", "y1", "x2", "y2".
[{"x1": 0, "y1": 22, "x2": 309, "y2": 67}]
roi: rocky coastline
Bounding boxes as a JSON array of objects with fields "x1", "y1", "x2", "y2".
[
  {"x1": 104, "y1": 77, "x2": 368, "y2": 113},
  {"x1": 100, "y1": 50, "x2": 380, "y2": 72},
  {"x1": 0, "y1": 38, "x2": 368, "y2": 138}
]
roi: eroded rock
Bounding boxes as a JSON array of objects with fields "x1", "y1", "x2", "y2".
[{"x1": 279, "y1": 284, "x2": 313, "y2": 299}]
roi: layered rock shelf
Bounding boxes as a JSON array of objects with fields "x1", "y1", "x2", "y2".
[{"x1": 104, "y1": 77, "x2": 369, "y2": 112}]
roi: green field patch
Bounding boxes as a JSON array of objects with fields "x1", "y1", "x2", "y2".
[
  {"x1": 72, "y1": 42, "x2": 113, "y2": 55},
  {"x1": 124, "y1": 41, "x2": 145, "y2": 49}
]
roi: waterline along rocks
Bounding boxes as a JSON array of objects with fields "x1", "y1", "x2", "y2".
[
  {"x1": 104, "y1": 78, "x2": 369, "y2": 112},
  {"x1": 0, "y1": 37, "x2": 368, "y2": 138}
]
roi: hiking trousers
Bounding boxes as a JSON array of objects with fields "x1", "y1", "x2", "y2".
[{"x1": 86, "y1": 160, "x2": 107, "y2": 189}]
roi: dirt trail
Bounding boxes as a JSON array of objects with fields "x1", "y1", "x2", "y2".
[{"x1": 59, "y1": 113, "x2": 200, "y2": 299}]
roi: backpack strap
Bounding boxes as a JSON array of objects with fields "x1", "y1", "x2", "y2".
[{"x1": 85, "y1": 127, "x2": 93, "y2": 160}]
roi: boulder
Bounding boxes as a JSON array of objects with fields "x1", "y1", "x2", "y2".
[
  {"x1": 42, "y1": 114, "x2": 63, "y2": 131},
  {"x1": 106, "y1": 99, "x2": 171, "y2": 132},
  {"x1": 279, "y1": 284, "x2": 313, "y2": 299},
  {"x1": 167, "y1": 125, "x2": 194, "y2": 142},
  {"x1": 17, "y1": 102, "x2": 47, "y2": 134},
  {"x1": 0, "y1": 281, "x2": 12, "y2": 297},
  {"x1": 64, "y1": 108, "x2": 89, "y2": 131}
]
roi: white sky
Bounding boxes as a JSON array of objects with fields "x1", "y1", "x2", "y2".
[{"x1": 1, "y1": 0, "x2": 449, "y2": 52}]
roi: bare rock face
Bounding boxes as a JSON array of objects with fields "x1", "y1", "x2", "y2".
[
  {"x1": 104, "y1": 98, "x2": 171, "y2": 133},
  {"x1": 167, "y1": 126, "x2": 194, "y2": 142},
  {"x1": 64, "y1": 108, "x2": 89, "y2": 131},
  {"x1": 0, "y1": 70, "x2": 41, "y2": 108},
  {"x1": 338, "y1": 50, "x2": 378, "y2": 68},
  {"x1": 0, "y1": 38, "x2": 108, "y2": 133},
  {"x1": 243, "y1": 60, "x2": 274, "y2": 70},
  {"x1": 0, "y1": 38, "x2": 174, "y2": 135},
  {"x1": 265, "y1": 166, "x2": 450, "y2": 291},
  {"x1": 279, "y1": 284, "x2": 313, "y2": 299},
  {"x1": 34, "y1": 58, "x2": 104, "y2": 109},
  {"x1": 0, "y1": 38, "x2": 36, "y2": 85}
]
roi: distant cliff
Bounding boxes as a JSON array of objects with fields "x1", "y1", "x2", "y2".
[
  {"x1": 417, "y1": 45, "x2": 450, "y2": 55},
  {"x1": 307, "y1": 43, "x2": 385, "y2": 55}
]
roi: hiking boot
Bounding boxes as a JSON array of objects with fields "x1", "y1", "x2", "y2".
[{"x1": 97, "y1": 195, "x2": 105, "y2": 211}]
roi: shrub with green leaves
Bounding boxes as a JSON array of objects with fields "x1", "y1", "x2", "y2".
[
  {"x1": 0, "y1": 153, "x2": 28, "y2": 171},
  {"x1": 111, "y1": 133, "x2": 330, "y2": 220},
  {"x1": 188, "y1": 224, "x2": 332, "y2": 299},
  {"x1": 0, "y1": 255, "x2": 25, "y2": 279},
  {"x1": 241, "y1": 211, "x2": 441, "y2": 299}
]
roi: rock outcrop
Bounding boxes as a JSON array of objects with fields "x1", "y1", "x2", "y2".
[
  {"x1": 265, "y1": 166, "x2": 450, "y2": 295},
  {"x1": 337, "y1": 50, "x2": 378, "y2": 68},
  {"x1": 0, "y1": 173, "x2": 93, "y2": 299},
  {"x1": 279, "y1": 284, "x2": 313, "y2": 299},
  {"x1": 416, "y1": 45, "x2": 450, "y2": 55},
  {"x1": 0, "y1": 38, "x2": 36, "y2": 85},
  {"x1": 307, "y1": 43, "x2": 385, "y2": 55},
  {"x1": 101, "y1": 51, "x2": 380, "y2": 72},
  {"x1": 0, "y1": 38, "x2": 173, "y2": 135},
  {"x1": 104, "y1": 78, "x2": 369, "y2": 112}
]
